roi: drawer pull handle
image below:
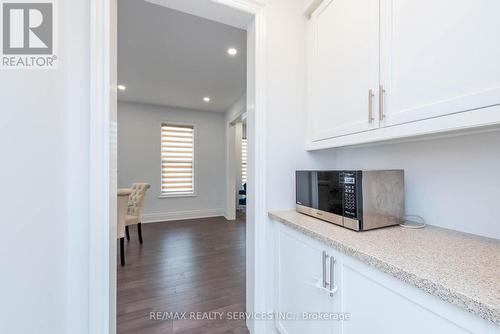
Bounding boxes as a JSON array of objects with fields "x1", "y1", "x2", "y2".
[
  {"x1": 330, "y1": 256, "x2": 336, "y2": 297},
  {"x1": 379, "y1": 85, "x2": 386, "y2": 121},
  {"x1": 322, "y1": 251, "x2": 328, "y2": 289},
  {"x1": 368, "y1": 89, "x2": 374, "y2": 123}
]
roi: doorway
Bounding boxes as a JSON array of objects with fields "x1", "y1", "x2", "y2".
[
  {"x1": 116, "y1": 1, "x2": 248, "y2": 331},
  {"x1": 89, "y1": 0, "x2": 268, "y2": 333},
  {"x1": 226, "y1": 113, "x2": 248, "y2": 222}
]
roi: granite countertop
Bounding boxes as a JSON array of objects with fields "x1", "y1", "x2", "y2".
[{"x1": 269, "y1": 210, "x2": 500, "y2": 326}]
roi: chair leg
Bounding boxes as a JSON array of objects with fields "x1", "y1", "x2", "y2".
[
  {"x1": 125, "y1": 226, "x2": 130, "y2": 241},
  {"x1": 120, "y1": 237, "x2": 125, "y2": 266},
  {"x1": 138, "y1": 223, "x2": 143, "y2": 244}
]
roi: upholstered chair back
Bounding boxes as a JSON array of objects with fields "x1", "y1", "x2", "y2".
[
  {"x1": 117, "y1": 189, "x2": 132, "y2": 239},
  {"x1": 127, "y1": 183, "x2": 151, "y2": 218}
]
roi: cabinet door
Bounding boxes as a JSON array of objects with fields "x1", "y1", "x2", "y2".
[
  {"x1": 341, "y1": 257, "x2": 491, "y2": 334},
  {"x1": 380, "y1": 0, "x2": 500, "y2": 126},
  {"x1": 276, "y1": 225, "x2": 341, "y2": 334},
  {"x1": 308, "y1": 0, "x2": 380, "y2": 141}
]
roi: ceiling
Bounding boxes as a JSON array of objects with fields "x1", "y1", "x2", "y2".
[
  {"x1": 118, "y1": 0, "x2": 247, "y2": 112},
  {"x1": 144, "y1": 0, "x2": 253, "y2": 30}
]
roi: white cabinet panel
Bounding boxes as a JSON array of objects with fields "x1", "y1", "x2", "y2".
[
  {"x1": 276, "y1": 226, "x2": 341, "y2": 334},
  {"x1": 341, "y1": 258, "x2": 492, "y2": 334},
  {"x1": 309, "y1": 0, "x2": 379, "y2": 141},
  {"x1": 272, "y1": 220, "x2": 497, "y2": 334},
  {"x1": 380, "y1": 0, "x2": 500, "y2": 126},
  {"x1": 306, "y1": 0, "x2": 500, "y2": 149}
]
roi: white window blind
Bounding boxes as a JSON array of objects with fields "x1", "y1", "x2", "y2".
[
  {"x1": 161, "y1": 123, "x2": 194, "y2": 195},
  {"x1": 242, "y1": 138, "x2": 247, "y2": 185}
]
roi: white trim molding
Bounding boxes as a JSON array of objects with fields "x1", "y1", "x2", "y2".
[
  {"x1": 142, "y1": 209, "x2": 225, "y2": 223},
  {"x1": 307, "y1": 105, "x2": 500, "y2": 150},
  {"x1": 304, "y1": 0, "x2": 324, "y2": 18},
  {"x1": 89, "y1": 0, "x2": 109, "y2": 332},
  {"x1": 89, "y1": 0, "x2": 117, "y2": 333},
  {"x1": 214, "y1": 2, "x2": 268, "y2": 334}
]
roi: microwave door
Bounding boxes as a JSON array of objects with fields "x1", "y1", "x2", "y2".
[
  {"x1": 317, "y1": 172, "x2": 343, "y2": 216},
  {"x1": 310, "y1": 172, "x2": 319, "y2": 208},
  {"x1": 296, "y1": 171, "x2": 316, "y2": 208}
]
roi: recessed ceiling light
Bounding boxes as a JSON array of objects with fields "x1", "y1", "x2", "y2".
[
  {"x1": 118, "y1": 85, "x2": 126, "y2": 91},
  {"x1": 227, "y1": 48, "x2": 238, "y2": 56},
  {"x1": 203, "y1": 97, "x2": 211, "y2": 102}
]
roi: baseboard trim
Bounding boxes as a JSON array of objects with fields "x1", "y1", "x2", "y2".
[{"x1": 142, "y1": 209, "x2": 225, "y2": 223}]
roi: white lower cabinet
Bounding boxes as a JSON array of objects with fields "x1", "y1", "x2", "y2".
[
  {"x1": 341, "y1": 257, "x2": 492, "y2": 334},
  {"x1": 275, "y1": 224, "x2": 342, "y2": 334},
  {"x1": 274, "y1": 223, "x2": 499, "y2": 334}
]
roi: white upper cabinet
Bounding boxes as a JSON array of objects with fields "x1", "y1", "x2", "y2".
[
  {"x1": 308, "y1": 0, "x2": 380, "y2": 140},
  {"x1": 306, "y1": 0, "x2": 500, "y2": 149},
  {"x1": 380, "y1": 0, "x2": 500, "y2": 126}
]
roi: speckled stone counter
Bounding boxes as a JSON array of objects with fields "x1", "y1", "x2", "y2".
[{"x1": 269, "y1": 210, "x2": 500, "y2": 326}]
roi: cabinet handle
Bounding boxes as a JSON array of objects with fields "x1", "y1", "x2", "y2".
[
  {"x1": 329, "y1": 256, "x2": 336, "y2": 297},
  {"x1": 379, "y1": 85, "x2": 386, "y2": 121},
  {"x1": 322, "y1": 251, "x2": 328, "y2": 288},
  {"x1": 368, "y1": 89, "x2": 374, "y2": 123}
]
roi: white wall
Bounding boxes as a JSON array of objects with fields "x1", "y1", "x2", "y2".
[
  {"x1": 264, "y1": 0, "x2": 335, "y2": 212},
  {"x1": 0, "y1": 1, "x2": 90, "y2": 333},
  {"x1": 117, "y1": 102, "x2": 226, "y2": 221},
  {"x1": 319, "y1": 131, "x2": 500, "y2": 239},
  {"x1": 0, "y1": 63, "x2": 66, "y2": 334},
  {"x1": 260, "y1": 2, "x2": 337, "y2": 331},
  {"x1": 261, "y1": 0, "x2": 500, "y2": 241}
]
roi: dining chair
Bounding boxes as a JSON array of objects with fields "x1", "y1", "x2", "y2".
[
  {"x1": 117, "y1": 188, "x2": 132, "y2": 266},
  {"x1": 125, "y1": 183, "x2": 151, "y2": 244}
]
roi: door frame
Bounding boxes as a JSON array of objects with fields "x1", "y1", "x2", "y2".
[
  {"x1": 225, "y1": 111, "x2": 247, "y2": 220},
  {"x1": 89, "y1": 0, "x2": 268, "y2": 333}
]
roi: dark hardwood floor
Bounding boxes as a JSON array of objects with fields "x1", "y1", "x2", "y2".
[{"x1": 117, "y1": 214, "x2": 248, "y2": 334}]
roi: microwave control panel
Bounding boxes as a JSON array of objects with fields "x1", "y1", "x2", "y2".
[{"x1": 341, "y1": 171, "x2": 360, "y2": 219}]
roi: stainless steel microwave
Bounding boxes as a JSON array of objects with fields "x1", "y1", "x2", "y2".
[{"x1": 296, "y1": 170, "x2": 405, "y2": 231}]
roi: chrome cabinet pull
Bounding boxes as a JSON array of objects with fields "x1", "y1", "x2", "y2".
[
  {"x1": 322, "y1": 251, "x2": 328, "y2": 288},
  {"x1": 379, "y1": 85, "x2": 386, "y2": 121},
  {"x1": 368, "y1": 89, "x2": 374, "y2": 123},
  {"x1": 329, "y1": 256, "x2": 336, "y2": 297}
]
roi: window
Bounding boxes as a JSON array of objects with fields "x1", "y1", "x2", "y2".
[
  {"x1": 241, "y1": 138, "x2": 247, "y2": 185},
  {"x1": 160, "y1": 123, "x2": 195, "y2": 196}
]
